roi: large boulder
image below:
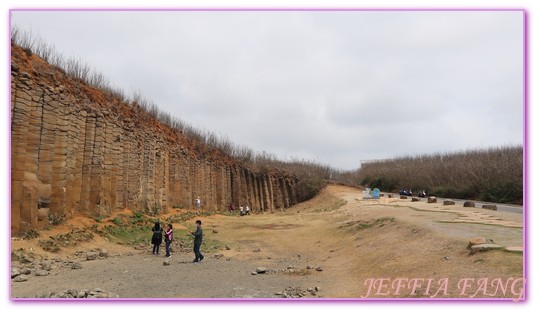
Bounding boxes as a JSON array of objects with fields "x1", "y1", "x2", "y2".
[
  {"x1": 427, "y1": 197, "x2": 437, "y2": 203},
  {"x1": 37, "y1": 207, "x2": 50, "y2": 221},
  {"x1": 443, "y1": 200, "x2": 455, "y2": 206},
  {"x1": 400, "y1": 196, "x2": 408, "y2": 200},
  {"x1": 463, "y1": 201, "x2": 475, "y2": 208},
  {"x1": 411, "y1": 198, "x2": 420, "y2": 202}
]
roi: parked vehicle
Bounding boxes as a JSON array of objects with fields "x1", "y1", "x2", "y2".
[
  {"x1": 399, "y1": 189, "x2": 413, "y2": 196},
  {"x1": 417, "y1": 190, "x2": 427, "y2": 198}
]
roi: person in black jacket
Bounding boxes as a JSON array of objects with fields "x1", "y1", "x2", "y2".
[
  {"x1": 151, "y1": 222, "x2": 163, "y2": 255},
  {"x1": 189, "y1": 220, "x2": 204, "y2": 263},
  {"x1": 163, "y1": 224, "x2": 173, "y2": 258}
]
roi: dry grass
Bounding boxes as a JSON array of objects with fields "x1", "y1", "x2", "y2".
[{"x1": 356, "y1": 146, "x2": 523, "y2": 204}]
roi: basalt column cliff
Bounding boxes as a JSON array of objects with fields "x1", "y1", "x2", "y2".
[{"x1": 11, "y1": 45, "x2": 305, "y2": 233}]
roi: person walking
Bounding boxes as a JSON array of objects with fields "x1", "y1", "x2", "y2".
[
  {"x1": 163, "y1": 223, "x2": 173, "y2": 258},
  {"x1": 189, "y1": 220, "x2": 204, "y2": 263},
  {"x1": 245, "y1": 204, "x2": 251, "y2": 215},
  {"x1": 239, "y1": 205, "x2": 244, "y2": 216},
  {"x1": 151, "y1": 222, "x2": 163, "y2": 255},
  {"x1": 195, "y1": 197, "x2": 201, "y2": 213}
]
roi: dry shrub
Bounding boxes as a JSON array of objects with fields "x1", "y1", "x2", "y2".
[{"x1": 356, "y1": 146, "x2": 523, "y2": 204}]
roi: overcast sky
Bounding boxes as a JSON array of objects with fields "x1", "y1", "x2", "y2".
[{"x1": 11, "y1": 10, "x2": 524, "y2": 170}]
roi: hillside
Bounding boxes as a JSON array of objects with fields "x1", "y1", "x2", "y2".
[{"x1": 11, "y1": 43, "x2": 309, "y2": 234}]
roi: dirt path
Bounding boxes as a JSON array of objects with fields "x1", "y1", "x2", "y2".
[{"x1": 11, "y1": 185, "x2": 524, "y2": 299}]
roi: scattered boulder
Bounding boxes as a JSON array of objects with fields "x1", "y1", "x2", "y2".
[
  {"x1": 40, "y1": 261, "x2": 52, "y2": 271},
  {"x1": 464, "y1": 201, "x2": 475, "y2": 208},
  {"x1": 316, "y1": 266, "x2": 323, "y2": 272},
  {"x1": 11, "y1": 268, "x2": 20, "y2": 279},
  {"x1": 251, "y1": 272, "x2": 258, "y2": 275},
  {"x1": 225, "y1": 245, "x2": 231, "y2": 251},
  {"x1": 71, "y1": 262, "x2": 83, "y2": 270},
  {"x1": 13, "y1": 275, "x2": 28, "y2": 282},
  {"x1": 400, "y1": 196, "x2": 408, "y2": 200},
  {"x1": 86, "y1": 251, "x2": 99, "y2": 261},
  {"x1": 214, "y1": 254, "x2": 224, "y2": 259},
  {"x1": 35, "y1": 270, "x2": 49, "y2": 276},
  {"x1": 212, "y1": 229, "x2": 218, "y2": 234},
  {"x1": 37, "y1": 207, "x2": 50, "y2": 221},
  {"x1": 411, "y1": 198, "x2": 420, "y2": 202},
  {"x1": 443, "y1": 200, "x2": 455, "y2": 206},
  {"x1": 468, "y1": 236, "x2": 488, "y2": 248},
  {"x1": 428, "y1": 197, "x2": 437, "y2": 203},
  {"x1": 38, "y1": 288, "x2": 116, "y2": 298},
  {"x1": 163, "y1": 258, "x2": 171, "y2": 266},
  {"x1": 256, "y1": 267, "x2": 267, "y2": 274},
  {"x1": 99, "y1": 249, "x2": 109, "y2": 258},
  {"x1": 470, "y1": 244, "x2": 505, "y2": 255},
  {"x1": 20, "y1": 268, "x2": 32, "y2": 275},
  {"x1": 287, "y1": 265, "x2": 296, "y2": 270},
  {"x1": 388, "y1": 194, "x2": 393, "y2": 198},
  {"x1": 306, "y1": 265, "x2": 314, "y2": 269},
  {"x1": 482, "y1": 205, "x2": 498, "y2": 211}
]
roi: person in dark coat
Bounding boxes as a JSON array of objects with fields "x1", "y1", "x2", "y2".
[
  {"x1": 189, "y1": 220, "x2": 204, "y2": 263},
  {"x1": 151, "y1": 222, "x2": 163, "y2": 255},
  {"x1": 163, "y1": 224, "x2": 173, "y2": 258}
]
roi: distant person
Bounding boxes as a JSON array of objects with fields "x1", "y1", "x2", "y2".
[
  {"x1": 189, "y1": 220, "x2": 204, "y2": 263},
  {"x1": 163, "y1": 224, "x2": 173, "y2": 258},
  {"x1": 196, "y1": 197, "x2": 201, "y2": 213},
  {"x1": 151, "y1": 222, "x2": 163, "y2": 255},
  {"x1": 239, "y1": 205, "x2": 244, "y2": 216},
  {"x1": 245, "y1": 204, "x2": 251, "y2": 215},
  {"x1": 229, "y1": 202, "x2": 235, "y2": 213}
]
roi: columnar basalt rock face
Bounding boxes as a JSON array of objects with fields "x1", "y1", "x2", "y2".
[{"x1": 10, "y1": 45, "x2": 304, "y2": 233}]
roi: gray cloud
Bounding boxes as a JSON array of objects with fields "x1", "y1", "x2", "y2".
[{"x1": 11, "y1": 10, "x2": 524, "y2": 170}]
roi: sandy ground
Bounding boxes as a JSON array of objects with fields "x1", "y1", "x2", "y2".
[{"x1": 11, "y1": 185, "x2": 524, "y2": 299}]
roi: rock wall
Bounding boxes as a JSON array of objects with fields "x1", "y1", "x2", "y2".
[{"x1": 10, "y1": 45, "x2": 303, "y2": 233}]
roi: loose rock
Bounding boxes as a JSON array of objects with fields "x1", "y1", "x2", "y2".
[
  {"x1": 225, "y1": 245, "x2": 231, "y2": 251},
  {"x1": 163, "y1": 258, "x2": 171, "y2": 266},
  {"x1": 99, "y1": 249, "x2": 109, "y2": 258},
  {"x1": 86, "y1": 252, "x2": 99, "y2": 261},
  {"x1": 464, "y1": 201, "x2": 476, "y2": 208},
  {"x1": 470, "y1": 244, "x2": 505, "y2": 255},
  {"x1": 11, "y1": 268, "x2": 20, "y2": 279},
  {"x1": 35, "y1": 270, "x2": 49, "y2": 276},
  {"x1": 256, "y1": 267, "x2": 267, "y2": 274},
  {"x1": 13, "y1": 275, "x2": 28, "y2": 282},
  {"x1": 316, "y1": 266, "x2": 323, "y2": 271},
  {"x1": 468, "y1": 237, "x2": 488, "y2": 248}
]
